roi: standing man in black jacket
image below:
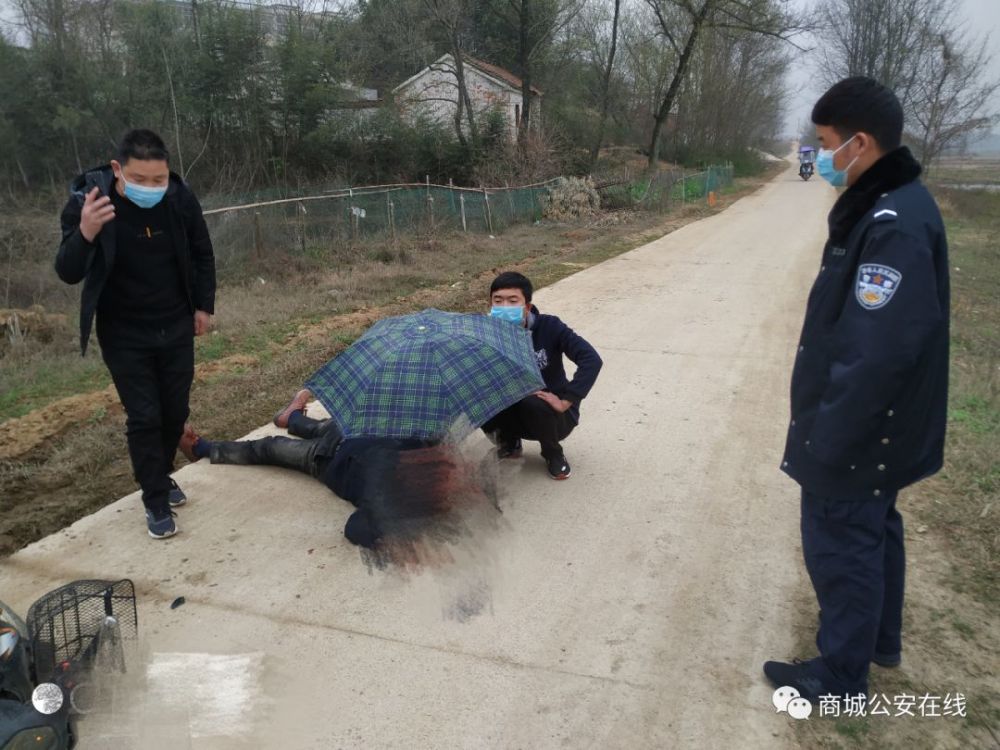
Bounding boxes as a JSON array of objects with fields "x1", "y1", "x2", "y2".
[
  {"x1": 55, "y1": 129, "x2": 216, "y2": 540},
  {"x1": 764, "y1": 78, "x2": 950, "y2": 702},
  {"x1": 482, "y1": 272, "x2": 603, "y2": 480}
]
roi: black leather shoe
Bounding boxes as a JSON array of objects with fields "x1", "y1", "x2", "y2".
[
  {"x1": 872, "y1": 651, "x2": 901, "y2": 668},
  {"x1": 763, "y1": 659, "x2": 837, "y2": 703}
]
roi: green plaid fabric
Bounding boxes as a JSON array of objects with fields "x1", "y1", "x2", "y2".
[{"x1": 306, "y1": 309, "x2": 544, "y2": 439}]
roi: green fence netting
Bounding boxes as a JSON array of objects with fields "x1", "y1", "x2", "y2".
[
  {"x1": 202, "y1": 166, "x2": 731, "y2": 275},
  {"x1": 597, "y1": 163, "x2": 734, "y2": 212},
  {"x1": 203, "y1": 181, "x2": 556, "y2": 273}
]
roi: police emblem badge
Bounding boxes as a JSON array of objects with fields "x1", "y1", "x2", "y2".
[{"x1": 856, "y1": 264, "x2": 902, "y2": 310}]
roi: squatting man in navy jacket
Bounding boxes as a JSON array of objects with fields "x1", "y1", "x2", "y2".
[
  {"x1": 764, "y1": 78, "x2": 950, "y2": 702},
  {"x1": 482, "y1": 272, "x2": 603, "y2": 479}
]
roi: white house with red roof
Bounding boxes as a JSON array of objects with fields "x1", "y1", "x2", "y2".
[{"x1": 392, "y1": 54, "x2": 542, "y2": 139}]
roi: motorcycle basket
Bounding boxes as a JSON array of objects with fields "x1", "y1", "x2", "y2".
[{"x1": 25, "y1": 580, "x2": 137, "y2": 684}]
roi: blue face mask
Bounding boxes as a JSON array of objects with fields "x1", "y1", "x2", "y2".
[
  {"x1": 490, "y1": 305, "x2": 525, "y2": 325},
  {"x1": 119, "y1": 172, "x2": 167, "y2": 208},
  {"x1": 816, "y1": 135, "x2": 858, "y2": 188}
]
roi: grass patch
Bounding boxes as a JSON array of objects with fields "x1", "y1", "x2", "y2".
[
  {"x1": 920, "y1": 185, "x2": 1000, "y2": 610},
  {"x1": 0, "y1": 344, "x2": 111, "y2": 421}
]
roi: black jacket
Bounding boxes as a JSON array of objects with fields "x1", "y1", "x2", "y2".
[
  {"x1": 781, "y1": 147, "x2": 950, "y2": 497},
  {"x1": 528, "y1": 305, "x2": 603, "y2": 423},
  {"x1": 55, "y1": 165, "x2": 216, "y2": 354}
]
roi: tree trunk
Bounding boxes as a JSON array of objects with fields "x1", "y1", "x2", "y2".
[
  {"x1": 590, "y1": 0, "x2": 621, "y2": 166},
  {"x1": 453, "y1": 66, "x2": 468, "y2": 147},
  {"x1": 452, "y1": 44, "x2": 478, "y2": 144},
  {"x1": 14, "y1": 156, "x2": 30, "y2": 190},
  {"x1": 647, "y1": 3, "x2": 711, "y2": 169},
  {"x1": 191, "y1": 0, "x2": 202, "y2": 51},
  {"x1": 451, "y1": 47, "x2": 478, "y2": 148},
  {"x1": 71, "y1": 131, "x2": 82, "y2": 174},
  {"x1": 517, "y1": 0, "x2": 533, "y2": 147}
]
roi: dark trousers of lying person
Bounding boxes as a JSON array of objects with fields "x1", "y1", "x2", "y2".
[{"x1": 196, "y1": 411, "x2": 437, "y2": 547}]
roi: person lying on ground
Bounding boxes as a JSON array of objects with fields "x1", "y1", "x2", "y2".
[
  {"x1": 481, "y1": 272, "x2": 603, "y2": 480},
  {"x1": 179, "y1": 390, "x2": 487, "y2": 550}
]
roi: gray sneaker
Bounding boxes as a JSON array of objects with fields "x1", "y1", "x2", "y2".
[
  {"x1": 168, "y1": 479, "x2": 187, "y2": 508},
  {"x1": 146, "y1": 509, "x2": 178, "y2": 539}
]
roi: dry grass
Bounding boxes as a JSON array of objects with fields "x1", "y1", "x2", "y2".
[{"x1": 929, "y1": 156, "x2": 1000, "y2": 187}]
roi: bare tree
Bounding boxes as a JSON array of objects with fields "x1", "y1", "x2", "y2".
[
  {"x1": 815, "y1": 0, "x2": 1000, "y2": 171},
  {"x1": 641, "y1": 0, "x2": 808, "y2": 168},
  {"x1": 908, "y1": 29, "x2": 1000, "y2": 172},
  {"x1": 485, "y1": 0, "x2": 584, "y2": 146},
  {"x1": 419, "y1": 0, "x2": 481, "y2": 146},
  {"x1": 671, "y1": 25, "x2": 788, "y2": 158},
  {"x1": 815, "y1": 0, "x2": 952, "y2": 109},
  {"x1": 620, "y1": 5, "x2": 676, "y2": 147},
  {"x1": 587, "y1": 0, "x2": 622, "y2": 166}
]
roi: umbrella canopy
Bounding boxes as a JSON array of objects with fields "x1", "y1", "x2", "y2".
[{"x1": 305, "y1": 308, "x2": 545, "y2": 440}]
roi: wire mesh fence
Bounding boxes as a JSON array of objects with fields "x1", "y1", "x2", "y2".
[
  {"x1": 201, "y1": 165, "x2": 731, "y2": 276},
  {"x1": 596, "y1": 163, "x2": 734, "y2": 212},
  {"x1": 203, "y1": 180, "x2": 557, "y2": 275}
]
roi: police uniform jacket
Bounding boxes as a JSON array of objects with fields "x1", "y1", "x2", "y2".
[{"x1": 781, "y1": 147, "x2": 950, "y2": 497}]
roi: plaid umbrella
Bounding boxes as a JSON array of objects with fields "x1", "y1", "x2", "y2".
[{"x1": 305, "y1": 308, "x2": 544, "y2": 439}]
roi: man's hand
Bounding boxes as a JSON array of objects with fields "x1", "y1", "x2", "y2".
[
  {"x1": 194, "y1": 310, "x2": 214, "y2": 336},
  {"x1": 79, "y1": 187, "x2": 115, "y2": 243},
  {"x1": 534, "y1": 390, "x2": 572, "y2": 413}
]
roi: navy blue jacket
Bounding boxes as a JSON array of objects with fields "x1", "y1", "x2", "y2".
[
  {"x1": 782, "y1": 148, "x2": 950, "y2": 497},
  {"x1": 528, "y1": 305, "x2": 603, "y2": 423},
  {"x1": 55, "y1": 164, "x2": 216, "y2": 354}
]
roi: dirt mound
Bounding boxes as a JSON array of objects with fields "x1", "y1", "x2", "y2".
[
  {"x1": 0, "y1": 353, "x2": 259, "y2": 460},
  {"x1": 0, "y1": 386, "x2": 122, "y2": 460},
  {"x1": 1, "y1": 306, "x2": 68, "y2": 348}
]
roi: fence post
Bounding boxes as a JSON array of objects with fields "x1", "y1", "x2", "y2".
[
  {"x1": 253, "y1": 211, "x2": 264, "y2": 258},
  {"x1": 483, "y1": 189, "x2": 494, "y2": 234},
  {"x1": 389, "y1": 199, "x2": 396, "y2": 242},
  {"x1": 298, "y1": 201, "x2": 306, "y2": 254},
  {"x1": 427, "y1": 193, "x2": 435, "y2": 231},
  {"x1": 459, "y1": 193, "x2": 467, "y2": 232}
]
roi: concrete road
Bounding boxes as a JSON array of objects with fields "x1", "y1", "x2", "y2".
[{"x1": 0, "y1": 161, "x2": 836, "y2": 749}]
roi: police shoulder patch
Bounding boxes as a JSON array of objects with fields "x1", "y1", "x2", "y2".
[{"x1": 856, "y1": 264, "x2": 902, "y2": 310}]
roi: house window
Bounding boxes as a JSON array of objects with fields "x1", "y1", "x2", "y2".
[{"x1": 515, "y1": 103, "x2": 521, "y2": 128}]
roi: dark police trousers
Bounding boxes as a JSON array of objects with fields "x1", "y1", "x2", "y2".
[
  {"x1": 100, "y1": 320, "x2": 194, "y2": 515},
  {"x1": 801, "y1": 489, "x2": 904, "y2": 693},
  {"x1": 208, "y1": 412, "x2": 342, "y2": 477},
  {"x1": 482, "y1": 395, "x2": 575, "y2": 459}
]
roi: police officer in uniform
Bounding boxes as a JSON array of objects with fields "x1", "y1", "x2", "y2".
[{"x1": 764, "y1": 78, "x2": 950, "y2": 701}]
